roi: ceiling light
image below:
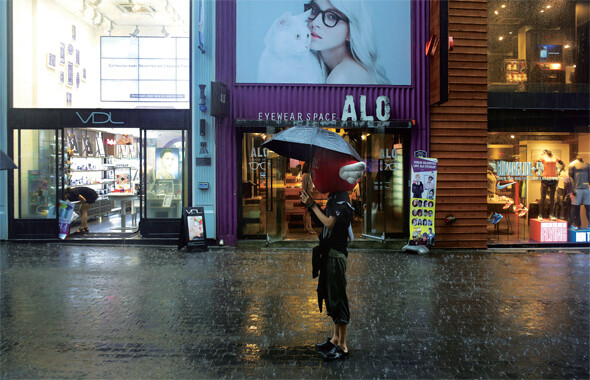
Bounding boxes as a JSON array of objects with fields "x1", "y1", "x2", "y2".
[
  {"x1": 540, "y1": 9, "x2": 545, "y2": 13},
  {"x1": 501, "y1": 4, "x2": 506, "y2": 8},
  {"x1": 129, "y1": 25, "x2": 139, "y2": 38},
  {"x1": 92, "y1": 10, "x2": 103, "y2": 26},
  {"x1": 510, "y1": 135, "x2": 515, "y2": 139},
  {"x1": 509, "y1": 31, "x2": 513, "y2": 34},
  {"x1": 546, "y1": 4, "x2": 551, "y2": 8},
  {"x1": 498, "y1": 36, "x2": 504, "y2": 41},
  {"x1": 161, "y1": 26, "x2": 169, "y2": 38},
  {"x1": 564, "y1": 44, "x2": 570, "y2": 49},
  {"x1": 494, "y1": 10, "x2": 499, "y2": 15}
]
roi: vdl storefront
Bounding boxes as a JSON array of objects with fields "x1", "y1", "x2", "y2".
[
  {"x1": 3, "y1": 0, "x2": 215, "y2": 240},
  {"x1": 213, "y1": 0, "x2": 431, "y2": 245}
]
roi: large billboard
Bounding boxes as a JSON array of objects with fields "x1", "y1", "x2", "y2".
[{"x1": 236, "y1": 0, "x2": 411, "y2": 85}]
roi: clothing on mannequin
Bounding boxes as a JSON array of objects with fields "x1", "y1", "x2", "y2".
[
  {"x1": 487, "y1": 166, "x2": 497, "y2": 198},
  {"x1": 568, "y1": 156, "x2": 590, "y2": 229},
  {"x1": 535, "y1": 150, "x2": 564, "y2": 220},
  {"x1": 554, "y1": 164, "x2": 571, "y2": 220}
]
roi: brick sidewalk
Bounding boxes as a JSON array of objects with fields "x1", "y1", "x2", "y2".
[{"x1": 1, "y1": 243, "x2": 588, "y2": 378}]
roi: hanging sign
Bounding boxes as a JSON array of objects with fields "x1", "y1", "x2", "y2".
[{"x1": 409, "y1": 157, "x2": 438, "y2": 247}]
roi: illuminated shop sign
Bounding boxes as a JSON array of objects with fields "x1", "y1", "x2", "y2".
[
  {"x1": 258, "y1": 94, "x2": 391, "y2": 122},
  {"x1": 493, "y1": 160, "x2": 544, "y2": 181}
]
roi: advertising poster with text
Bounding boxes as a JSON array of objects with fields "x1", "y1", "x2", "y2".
[{"x1": 410, "y1": 157, "x2": 437, "y2": 246}]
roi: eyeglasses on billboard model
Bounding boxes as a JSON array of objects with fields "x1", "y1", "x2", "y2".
[{"x1": 304, "y1": 2, "x2": 349, "y2": 28}]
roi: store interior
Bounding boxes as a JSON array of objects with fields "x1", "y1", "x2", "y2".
[
  {"x1": 488, "y1": 0, "x2": 588, "y2": 91},
  {"x1": 65, "y1": 127, "x2": 141, "y2": 235},
  {"x1": 240, "y1": 131, "x2": 405, "y2": 241},
  {"x1": 487, "y1": 132, "x2": 589, "y2": 244}
]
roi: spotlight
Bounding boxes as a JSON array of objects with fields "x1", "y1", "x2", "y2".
[
  {"x1": 161, "y1": 26, "x2": 169, "y2": 38},
  {"x1": 129, "y1": 25, "x2": 139, "y2": 38}
]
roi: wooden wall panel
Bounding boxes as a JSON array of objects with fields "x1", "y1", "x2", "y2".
[{"x1": 430, "y1": 0, "x2": 489, "y2": 249}]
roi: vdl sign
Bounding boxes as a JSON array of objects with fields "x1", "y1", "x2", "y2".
[{"x1": 75, "y1": 112, "x2": 124, "y2": 125}]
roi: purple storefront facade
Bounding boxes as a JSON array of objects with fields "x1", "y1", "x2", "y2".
[{"x1": 215, "y1": 0, "x2": 430, "y2": 245}]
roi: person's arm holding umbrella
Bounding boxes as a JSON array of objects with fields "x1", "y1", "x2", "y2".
[{"x1": 301, "y1": 190, "x2": 335, "y2": 229}]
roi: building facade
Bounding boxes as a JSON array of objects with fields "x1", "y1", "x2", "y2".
[{"x1": 1, "y1": 0, "x2": 588, "y2": 248}]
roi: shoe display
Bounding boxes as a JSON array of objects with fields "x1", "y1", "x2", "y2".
[
  {"x1": 316, "y1": 338, "x2": 335, "y2": 353},
  {"x1": 323, "y1": 345, "x2": 349, "y2": 361},
  {"x1": 514, "y1": 203, "x2": 524, "y2": 212},
  {"x1": 571, "y1": 225, "x2": 579, "y2": 230},
  {"x1": 488, "y1": 213, "x2": 495, "y2": 223},
  {"x1": 550, "y1": 215, "x2": 557, "y2": 221},
  {"x1": 537, "y1": 215, "x2": 543, "y2": 220},
  {"x1": 491, "y1": 213, "x2": 503, "y2": 225},
  {"x1": 517, "y1": 207, "x2": 529, "y2": 217},
  {"x1": 502, "y1": 199, "x2": 514, "y2": 209}
]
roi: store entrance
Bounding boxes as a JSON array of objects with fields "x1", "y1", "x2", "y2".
[
  {"x1": 62, "y1": 127, "x2": 141, "y2": 236},
  {"x1": 238, "y1": 128, "x2": 408, "y2": 240}
]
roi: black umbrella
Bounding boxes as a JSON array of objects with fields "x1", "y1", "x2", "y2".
[
  {"x1": 261, "y1": 126, "x2": 362, "y2": 162},
  {"x1": 0, "y1": 150, "x2": 17, "y2": 170}
]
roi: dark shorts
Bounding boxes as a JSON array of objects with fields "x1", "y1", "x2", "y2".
[{"x1": 325, "y1": 249, "x2": 350, "y2": 325}]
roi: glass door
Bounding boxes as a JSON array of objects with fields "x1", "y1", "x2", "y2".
[
  {"x1": 239, "y1": 132, "x2": 285, "y2": 241},
  {"x1": 363, "y1": 130, "x2": 407, "y2": 237},
  {"x1": 140, "y1": 129, "x2": 189, "y2": 237}
]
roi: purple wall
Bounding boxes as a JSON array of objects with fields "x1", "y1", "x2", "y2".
[{"x1": 216, "y1": 0, "x2": 430, "y2": 245}]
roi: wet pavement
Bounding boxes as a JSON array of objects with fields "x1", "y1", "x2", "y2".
[{"x1": 1, "y1": 242, "x2": 588, "y2": 379}]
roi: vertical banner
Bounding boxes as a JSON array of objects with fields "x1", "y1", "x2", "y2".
[{"x1": 410, "y1": 157, "x2": 438, "y2": 246}]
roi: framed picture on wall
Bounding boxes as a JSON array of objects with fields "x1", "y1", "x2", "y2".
[
  {"x1": 68, "y1": 44, "x2": 74, "y2": 55},
  {"x1": 46, "y1": 53, "x2": 56, "y2": 69},
  {"x1": 59, "y1": 71, "x2": 64, "y2": 84},
  {"x1": 66, "y1": 62, "x2": 73, "y2": 87},
  {"x1": 75, "y1": 50, "x2": 80, "y2": 66},
  {"x1": 82, "y1": 68, "x2": 86, "y2": 82},
  {"x1": 66, "y1": 92, "x2": 72, "y2": 106},
  {"x1": 72, "y1": 25, "x2": 76, "y2": 41},
  {"x1": 59, "y1": 43, "x2": 65, "y2": 64},
  {"x1": 76, "y1": 72, "x2": 80, "y2": 88}
]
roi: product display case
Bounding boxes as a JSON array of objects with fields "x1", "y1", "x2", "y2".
[{"x1": 504, "y1": 59, "x2": 527, "y2": 84}]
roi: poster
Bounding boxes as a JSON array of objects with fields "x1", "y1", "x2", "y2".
[
  {"x1": 179, "y1": 207, "x2": 208, "y2": 251},
  {"x1": 410, "y1": 157, "x2": 438, "y2": 247},
  {"x1": 236, "y1": 0, "x2": 411, "y2": 85},
  {"x1": 155, "y1": 148, "x2": 179, "y2": 180}
]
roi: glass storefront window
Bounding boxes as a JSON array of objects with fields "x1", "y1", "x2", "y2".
[
  {"x1": 488, "y1": 0, "x2": 589, "y2": 93},
  {"x1": 239, "y1": 129, "x2": 406, "y2": 240},
  {"x1": 145, "y1": 130, "x2": 186, "y2": 218},
  {"x1": 12, "y1": 0, "x2": 190, "y2": 108},
  {"x1": 487, "y1": 132, "x2": 590, "y2": 244},
  {"x1": 13, "y1": 129, "x2": 57, "y2": 218}
]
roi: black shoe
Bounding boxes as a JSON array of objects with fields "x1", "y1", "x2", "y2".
[
  {"x1": 323, "y1": 345, "x2": 349, "y2": 361},
  {"x1": 315, "y1": 337, "x2": 334, "y2": 352}
]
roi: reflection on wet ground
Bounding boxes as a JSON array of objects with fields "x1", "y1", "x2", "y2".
[{"x1": 1, "y1": 243, "x2": 588, "y2": 379}]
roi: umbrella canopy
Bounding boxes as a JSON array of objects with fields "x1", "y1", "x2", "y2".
[
  {"x1": 261, "y1": 126, "x2": 362, "y2": 162},
  {"x1": 0, "y1": 150, "x2": 17, "y2": 170}
]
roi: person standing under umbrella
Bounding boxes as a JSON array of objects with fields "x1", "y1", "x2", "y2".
[{"x1": 301, "y1": 186, "x2": 354, "y2": 361}]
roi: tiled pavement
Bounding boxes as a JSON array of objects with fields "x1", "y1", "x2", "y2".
[{"x1": 1, "y1": 242, "x2": 588, "y2": 379}]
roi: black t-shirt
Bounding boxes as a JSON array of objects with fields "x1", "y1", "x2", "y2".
[
  {"x1": 324, "y1": 191, "x2": 353, "y2": 256},
  {"x1": 67, "y1": 187, "x2": 98, "y2": 204}
]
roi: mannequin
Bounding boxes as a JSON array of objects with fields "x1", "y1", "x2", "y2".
[
  {"x1": 487, "y1": 166, "x2": 497, "y2": 198},
  {"x1": 535, "y1": 150, "x2": 564, "y2": 220},
  {"x1": 568, "y1": 156, "x2": 590, "y2": 229},
  {"x1": 554, "y1": 162, "x2": 571, "y2": 220}
]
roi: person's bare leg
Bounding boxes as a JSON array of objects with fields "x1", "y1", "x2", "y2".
[
  {"x1": 330, "y1": 324, "x2": 339, "y2": 346},
  {"x1": 81, "y1": 203, "x2": 90, "y2": 229},
  {"x1": 336, "y1": 323, "x2": 348, "y2": 352}
]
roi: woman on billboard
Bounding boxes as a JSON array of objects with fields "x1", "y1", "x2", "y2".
[{"x1": 306, "y1": 0, "x2": 390, "y2": 84}]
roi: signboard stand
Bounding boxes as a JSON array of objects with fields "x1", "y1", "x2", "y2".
[{"x1": 178, "y1": 207, "x2": 208, "y2": 252}]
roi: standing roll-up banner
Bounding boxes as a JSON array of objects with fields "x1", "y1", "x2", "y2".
[{"x1": 409, "y1": 157, "x2": 438, "y2": 247}]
